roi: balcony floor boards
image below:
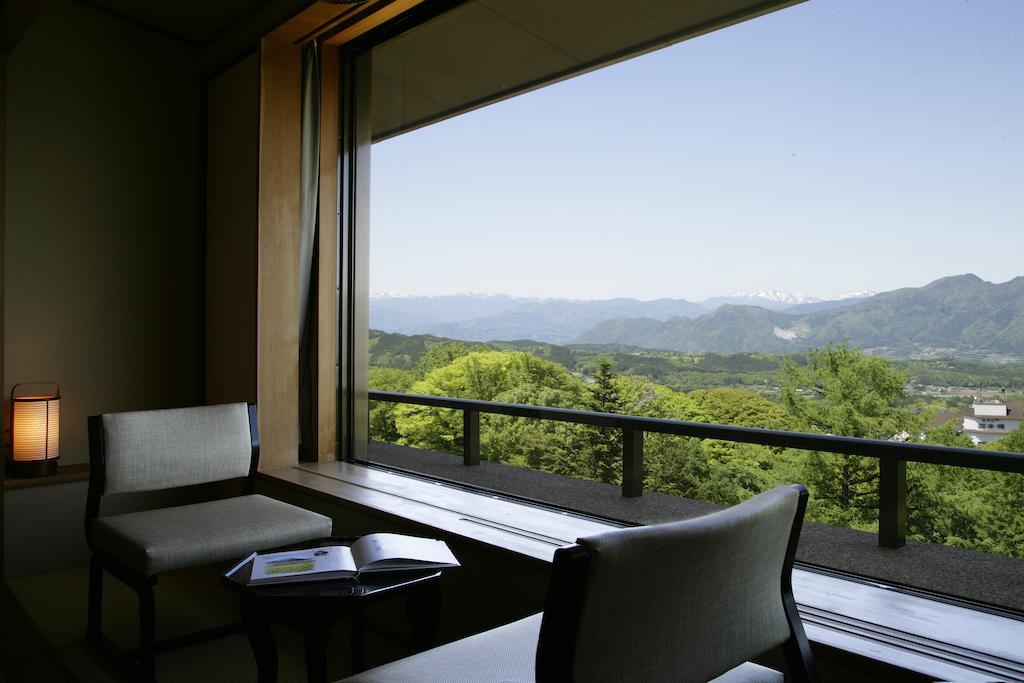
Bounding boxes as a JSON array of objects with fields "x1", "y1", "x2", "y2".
[{"x1": 365, "y1": 440, "x2": 1024, "y2": 615}]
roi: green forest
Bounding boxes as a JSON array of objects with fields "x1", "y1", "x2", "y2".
[{"x1": 368, "y1": 331, "x2": 1024, "y2": 560}]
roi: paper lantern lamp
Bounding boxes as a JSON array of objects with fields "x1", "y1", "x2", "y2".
[{"x1": 9, "y1": 382, "x2": 60, "y2": 478}]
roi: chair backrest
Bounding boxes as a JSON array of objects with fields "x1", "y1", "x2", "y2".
[
  {"x1": 536, "y1": 485, "x2": 812, "y2": 683},
  {"x1": 89, "y1": 403, "x2": 257, "y2": 495}
]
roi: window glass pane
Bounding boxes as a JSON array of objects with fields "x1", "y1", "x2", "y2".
[{"x1": 366, "y1": 0, "x2": 1024, "y2": 613}]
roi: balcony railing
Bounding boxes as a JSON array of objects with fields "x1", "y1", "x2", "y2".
[{"x1": 369, "y1": 390, "x2": 1024, "y2": 549}]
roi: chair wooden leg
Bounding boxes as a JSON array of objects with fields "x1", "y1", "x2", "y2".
[
  {"x1": 87, "y1": 555, "x2": 103, "y2": 645},
  {"x1": 304, "y1": 619, "x2": 331, "y2": 683},
  {"x1": 781, "y1": 635, "x2": 817, "y2": 683},
  {"x1": 350, "y1": 605, "x2": 365, "y2": 675},
  {"x1": 406, "y1": 583, "x2": 441, "y2": 653},
  {"x1": 138, "y1": 581, "x2": 156, "y2": 683},
  {"x1": 781, "y1": 592, "x2": 818, "y2": 683},
  {"x1": 241, "y1": 595, "x2": 278, "y2": 683}
]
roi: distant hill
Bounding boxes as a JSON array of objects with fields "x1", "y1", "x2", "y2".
[
  {"x1": 369, "y1": 277, "x2": 1024, "y2": 360},
  {"x1": 803, "y1": 274, "x2": 1024, "y2": 358},
  {"x1": 368, "y1": 292, "x2": 867, "y2": 344},
  {"x1": 781, "y1": 295, "x2": 872, "y2": 315},
  {"x1": 580, "y1": 305, "x2": 801, "y2": 353},
  {"x1": 371, "y1": 296, "x2": 709, "y2": 344},
  {"x1": 368, "y1": 329, "x2": 1024, "y2": 394},
  {"x1": 369, "y1": 291, "x2": 872, "y2": 341},
  {"x1": 370, "y1": 293, "x2": 524, "y2": 332},
  {"x1": 578, "y1": 275, "x2": 1024, "y2": 361},
  {"x1": 368, "y1": 329, "x2": 648, "y2": 374}
]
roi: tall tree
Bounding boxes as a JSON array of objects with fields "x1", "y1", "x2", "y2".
[
  {"x1": 394, "y1": 351, "x2": 582, "y2": 461},
  {"x1": 368, "y1": 366, "x2": 418, "y2": 442},
  {"x1": 582, "y1": 358, "x2": 624, "y2": 483},
  {"x1": 979, "y1": 430, "x2": 1024, "y2": 557},
  {"x1": 416, "y1": 340, "x2": 471, "y2": 376},
  {"x1": 780, "y1": 343, "x2": 924, "y2": 528}
]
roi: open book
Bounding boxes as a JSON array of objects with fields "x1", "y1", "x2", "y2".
[{"x1": 240, "y1": 534, "x2": 460, "y2": 585}]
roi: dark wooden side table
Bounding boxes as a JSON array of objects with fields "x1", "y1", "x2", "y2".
[{"x1": 221, "y1": 536, "x2": 443, "y2": 683}]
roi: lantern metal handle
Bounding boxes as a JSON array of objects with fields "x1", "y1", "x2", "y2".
[{"x1": 11, "y1": 382, "x2": 61, "y2": 401}]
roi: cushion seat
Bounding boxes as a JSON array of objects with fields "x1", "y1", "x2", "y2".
[
  {"x1": 91, "y1": 494, "x2": 333, "y2": 576},
  {"x1": 341, "y1": 613, "x2": 782, "y2": 683},
  {"x1": 343, "y1": 614, "x2": 541, "y2": 683}
]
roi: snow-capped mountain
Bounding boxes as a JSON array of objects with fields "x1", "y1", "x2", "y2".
[
  {"x1": 701, "y1": 291, "x2": 822, "y2": 311},
  {"x1": 836, "y1": 290, "x2": 876, "y2": 300},
  {"x1": 732, "y1": 290, "x2": 821, "y2": 304},
  {"x1": 700, "y1": 289, "x2": 877, "y2": 311}
]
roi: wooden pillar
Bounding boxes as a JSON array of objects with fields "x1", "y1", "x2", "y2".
[
  {"x1": 252, "y1": 0, "x2": 429, "y2": 468},
  {"x1": 317, "y1": 44, "x2": 340, "y2": 462},
  {"x1": 257, "y1": 38, "x2": 301, "y2": 471}
]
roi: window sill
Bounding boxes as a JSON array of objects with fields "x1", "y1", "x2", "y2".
[
  {"x1": 3, "y1": 464, "x2": 89, "y2": 491},
  {"x1": 265, "y1": 461, "x2": 1024, "y2": 683}
]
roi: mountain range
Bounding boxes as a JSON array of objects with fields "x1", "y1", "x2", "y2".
[
  {"x1": 370, "y1": 275, "x2": 1024, "y2": 362},
  {"x1": 370, "y1": 290, "x2": 871, "y2": 345},
  {"x1": 578, "y1": 275, "x2": 1024, "y2": 361}
]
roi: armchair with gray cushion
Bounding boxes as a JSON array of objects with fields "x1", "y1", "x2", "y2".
[
  {"x1": 85, "y1": 402, "x2": 334, "y2": 682},
  {"x1": 342, "y1": 484, "x2": 816, "y2": 683}
]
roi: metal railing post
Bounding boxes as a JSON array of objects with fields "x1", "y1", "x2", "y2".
[
  {"x1": 463, "y1": 408, "x2": 480, "y2": 466},
  {"x1": 622, "y1": 428, "x2": 643, "y2": 497},
  {"x1": 879, "y1": 458, "x2": 906, "y2": 548}
]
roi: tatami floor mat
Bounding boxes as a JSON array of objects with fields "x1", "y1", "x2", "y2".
[{"x1": 8, "y1": 566, "x2": 318, "y2": 682}]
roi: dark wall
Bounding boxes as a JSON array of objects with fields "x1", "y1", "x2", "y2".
[
  {"x1": 4, "y1": 0, "x2": 204, "y2": 466},
  {"x1": 4, "y1": 481, "x2": 89, "y2": 577},
  {"x1": 205, "y1": 53, "x2": 259, "y2": 405}
]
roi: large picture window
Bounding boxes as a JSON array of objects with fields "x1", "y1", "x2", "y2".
[{"x1": 353, "y1": 0, "x2": 1024, "y2": 615}]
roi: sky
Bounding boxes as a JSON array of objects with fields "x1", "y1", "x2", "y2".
[{"x1": 369, "y1": 0, "x2": 1023, "y2": 301}]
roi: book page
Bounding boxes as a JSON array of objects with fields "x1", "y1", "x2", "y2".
[
  {"x1": 251, "y1": 546, "x2": 356, "y2": 581},
  {"x1": 351, "y1": 533, "x2": 460, "y2": 570}
]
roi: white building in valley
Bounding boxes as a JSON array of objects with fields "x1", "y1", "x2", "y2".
[{"x1": 960, "y1": 400, "x2": 1022, "y2": 445}]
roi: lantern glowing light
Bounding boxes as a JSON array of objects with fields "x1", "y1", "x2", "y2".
[{"x1": 9, "y1": 382, "x2": 60, "y2": 477}]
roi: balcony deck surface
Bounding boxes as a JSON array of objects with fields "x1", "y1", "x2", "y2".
[{"x1": 367, "y1": 440, "x2": 1024, "y2": 614}]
